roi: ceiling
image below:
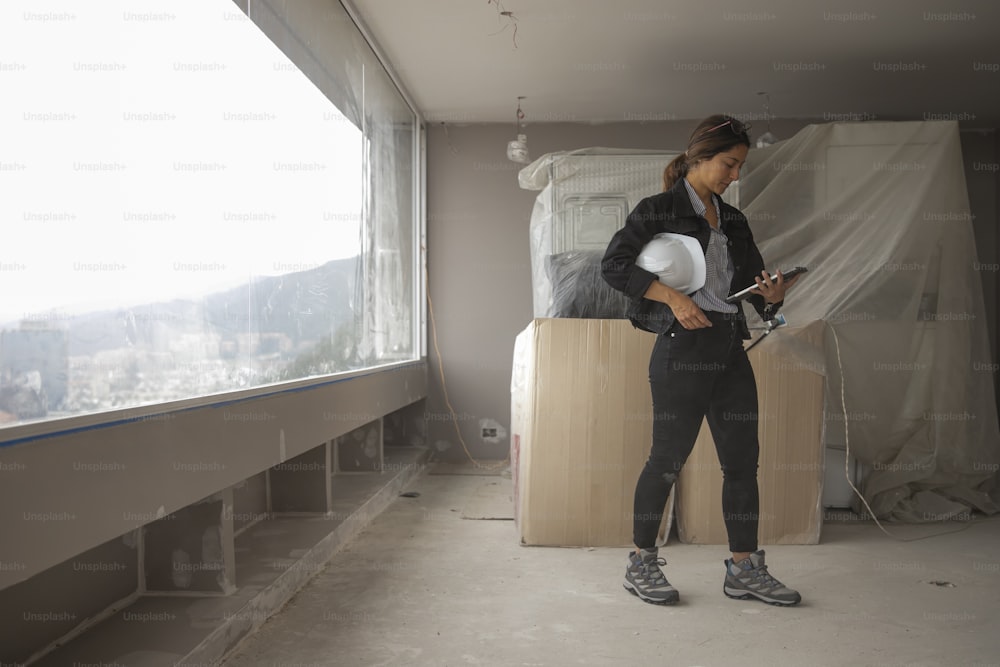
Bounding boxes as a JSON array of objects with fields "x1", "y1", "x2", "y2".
[{"x1": 350, "y1": 0, "x2": 1000, "y2": 126}]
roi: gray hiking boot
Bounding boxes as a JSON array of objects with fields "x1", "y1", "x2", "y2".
[
  {"x1": 624, "y1": 548, "x2": 679, "y2": 605},
  {"x1": 724, "y1": 550, "x2": 801, "y2": 606}
]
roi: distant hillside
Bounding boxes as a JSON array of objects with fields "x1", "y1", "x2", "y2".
[{"x1": 31, "y1": 257, "x2": 359, "y2": 356}]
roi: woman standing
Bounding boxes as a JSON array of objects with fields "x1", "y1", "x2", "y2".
[{"x1": 602, "y1": 115, "x2": 802, "y2": 606}]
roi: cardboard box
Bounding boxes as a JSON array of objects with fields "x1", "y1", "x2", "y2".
[
  {"x1": 510, "y1": 318, "x2": 673, "y2": 547},
  {"x1": 675, "y1": 323, "x2": 826, "y2": 545}
]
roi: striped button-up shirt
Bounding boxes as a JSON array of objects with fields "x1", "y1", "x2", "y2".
[{"x1": 684, "y1": 179, "x2": 738, "y2": 313}]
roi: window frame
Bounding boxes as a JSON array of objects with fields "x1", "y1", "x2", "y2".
[{"x1": 0, "y1": 0, "x2": 426, "y2": 446}]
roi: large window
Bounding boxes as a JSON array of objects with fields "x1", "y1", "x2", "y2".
[{"x1": 0, "y1": 0, "x2": 419, "y2": 430}]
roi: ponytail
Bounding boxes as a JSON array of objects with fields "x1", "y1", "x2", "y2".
[{"x1": 662, "y1": 153, "x2": 688, "y2": 192}]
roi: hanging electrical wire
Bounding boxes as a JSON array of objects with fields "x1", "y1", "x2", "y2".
[
  {"x1": 506, "y1": 96, "x2": 529, "y2": 163},
  {"x1": 487, "y1": 0, "x2": 519, "y2": 48},
  {"x1": 440, "y1": 121, "x2": 459, "y2": 155},
  {"x1": 756, "y1": 92, "x2": 778, "y2": 148}
]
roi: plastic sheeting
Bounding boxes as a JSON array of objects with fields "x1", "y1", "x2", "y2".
[
  {"x1": 520, "y1": 148, "x2": 683, "y2": 318},
  {"x1": 519, "y1": 121, "x2": 1000, "y2": 522},
  {"x1": 741, "y1": 120, "x2": 999, "y2": 521}
]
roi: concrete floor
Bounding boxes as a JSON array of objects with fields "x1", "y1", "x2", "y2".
[{"x1": 222, "y1": 469, "x2": 1000, "y2": 667}]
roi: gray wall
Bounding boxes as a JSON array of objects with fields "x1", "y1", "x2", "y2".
[
  {"x1": 1, "y1": 533, "x2": 139, "y2": 664},
  {"x1": 425, "y1": 120, "x2": 1000, "y2": 463}
]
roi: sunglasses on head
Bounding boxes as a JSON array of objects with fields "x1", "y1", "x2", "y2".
[{"x1": 700, "y1": 118, "x2": 751, "y2": 137}]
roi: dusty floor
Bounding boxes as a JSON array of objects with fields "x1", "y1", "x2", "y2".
[{"x1": 222, "y1": 470, "x2": 1000, "y2": 667}]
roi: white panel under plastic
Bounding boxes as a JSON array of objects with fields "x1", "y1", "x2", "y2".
[
  {"x1": 520, "y1": 150, "x2": 680, "y2": 317},
  {"x1": 557, "y1": 197, "x2": 628, "y2": 254}
]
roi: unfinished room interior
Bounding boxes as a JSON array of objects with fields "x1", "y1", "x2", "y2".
[{"x1": 2, "y1": 0, "x2": 1000, "y2": 665}]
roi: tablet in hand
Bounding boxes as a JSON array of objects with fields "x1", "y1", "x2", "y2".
[{"x1": 725, "y1": 266, "x2": 808, "y2": 304}]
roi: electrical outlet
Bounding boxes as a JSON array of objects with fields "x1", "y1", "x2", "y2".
[{"x1": 481, "y1": 427, "x2": 498, "y2": 438}]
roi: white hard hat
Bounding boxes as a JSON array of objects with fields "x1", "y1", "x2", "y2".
[{"x1": 636, "y1": 233, "x2": 706, "y2": 294}]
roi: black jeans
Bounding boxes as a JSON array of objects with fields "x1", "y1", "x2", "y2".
[{"x1": 633, "y1": 311, "x2": 760, "y2": 553}]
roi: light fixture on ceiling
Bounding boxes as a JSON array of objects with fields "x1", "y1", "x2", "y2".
[
  {"x1": 506, "y1": 96, "x2": 530, "y2": 164},
  {"x1": 756, "y1": 92, "x2": 778, "y2": 148}
]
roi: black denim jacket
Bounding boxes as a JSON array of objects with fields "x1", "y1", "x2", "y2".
[{"x1": 601, "y1": 178, "x2": 779, "y2": 339}]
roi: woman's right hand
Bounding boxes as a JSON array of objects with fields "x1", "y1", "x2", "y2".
[{"x1": 644, "y1": 281, "x2": 713, "y2": 329}]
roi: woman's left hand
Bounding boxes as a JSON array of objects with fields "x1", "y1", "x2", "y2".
[{"x1": 751, "y1": 269, "x2": 801, "y2": 304}]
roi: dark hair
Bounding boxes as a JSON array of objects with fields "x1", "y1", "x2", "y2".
[{"x1": 662, "y1": 114, "x2": 751, "y2": 191}]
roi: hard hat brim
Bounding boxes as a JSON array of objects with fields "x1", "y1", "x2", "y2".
[{"x1": 639, "y1": 233, "x2": 707, "y2": 294}]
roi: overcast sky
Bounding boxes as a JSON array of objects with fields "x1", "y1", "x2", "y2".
[{"x1": 1, "y1": 0, "x2": 363, "y2": 324}]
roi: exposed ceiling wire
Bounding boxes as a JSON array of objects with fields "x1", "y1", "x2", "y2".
[
  {"x1": 756, "y1": 91, "x2": 778, "y2": 148},
  {"x1": 487, "y1": 0, "x2": 519, "y2": 49}
]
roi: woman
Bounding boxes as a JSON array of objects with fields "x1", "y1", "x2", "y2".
[{"x1": 601, "y1": 115, "x2": 802, "y2": 606}]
